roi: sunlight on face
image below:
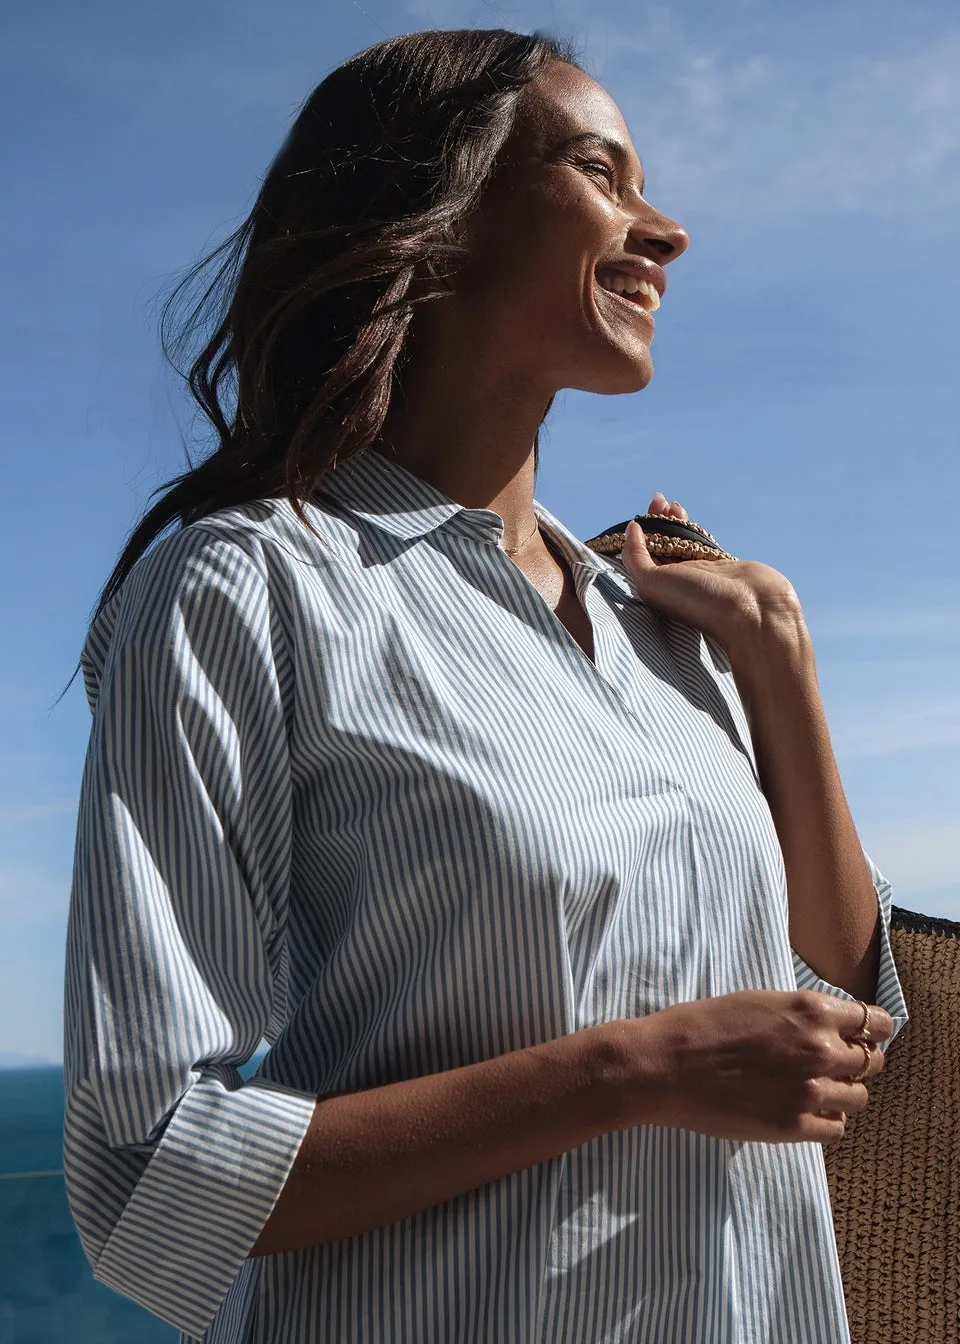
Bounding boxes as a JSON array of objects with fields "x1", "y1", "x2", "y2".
[{"x1": 453, "y1": 62, "x2": 689, "y2": 397}]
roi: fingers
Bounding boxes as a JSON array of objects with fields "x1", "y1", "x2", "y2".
[
  {"x1": 648, "y1": 493, "x2": 689, "y2": 521},
  {"x1": 624, "y1": 520, "x2": 666, "y2": 574},
  {"x1": 798, "y1": 991, "x2": 894, "y2": 1044},
  {"x1": 839, "y1": 1000, "x2": 895, "y2": 1043},
  {"x1": 810, "y1": 1008, "x2": 889, "y2": 1140},
  {"x1": 841, "y1": 1037, "x2": 885, "y2": 1081},
  {"x1": 812, "y1": 1115, "x2": 849, "y2": 1145},
  {"x1": 815, "y1": 1079, "x2": 871, "y2": 1116},
  {"x1": 827, "y1": 1022, "x2": 887, "y2": 1084},
  {"x1": 793, "y1": 991, "x2": 892, "y2": 1085}
]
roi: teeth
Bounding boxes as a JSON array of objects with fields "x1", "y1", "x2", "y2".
[
  {"x1": 639, "y1": 280, "x2": 660, "y2": 312},
  {"x1": 596, "y1": 269, "x2": 661, "y2": 312}
]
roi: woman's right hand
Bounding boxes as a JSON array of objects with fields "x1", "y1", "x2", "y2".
[{"x1": 622, "y1": 988, "x2": 894, "y2": 1145}]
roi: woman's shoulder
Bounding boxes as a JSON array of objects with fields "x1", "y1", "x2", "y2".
[
  {"x1": 83, "y1": 496, "x2": 358, "y2": 675},
  {"x1": 117, "y1": 496, "x2": 358, "y2": 605},
  {"x1": 181, "y1": 494, "x2": 363, "y2": 570}
]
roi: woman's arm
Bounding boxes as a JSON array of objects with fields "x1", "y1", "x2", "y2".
[
  {"x1": 253, "y1": 973, "x2": 900, "y2": 1257},
  {"x1": 250, "y1": 1020, "x2": 650, "y2": 1257},
  {"x1": 616, "y1": 507, "x2": 908, "y2": 1062},
  {"x1": 620, "y1": 513, "x2": 906, "y2": 1016},
  {"x1": 64, "y1": 529, "x2": 317, "y2": 1338},
  {"x1": 724, "y1": 610, "x2": 882, "y2": 1002}
]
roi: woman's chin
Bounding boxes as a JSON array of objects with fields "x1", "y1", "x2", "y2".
[{"x1": 574, "y1": 351, "x2": 654, "y2": 396}]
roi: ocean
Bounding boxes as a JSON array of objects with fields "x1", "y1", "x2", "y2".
[{"x1": 0, "y1": 1067, "x2": 176, "y2": 1343}]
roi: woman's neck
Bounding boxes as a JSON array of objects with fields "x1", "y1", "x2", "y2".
[{"x1": 374, "y1": 314, "x2": 553, "y2": 546}]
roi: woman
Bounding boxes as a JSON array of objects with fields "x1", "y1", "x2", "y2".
[{"x1": 63, "y1": 28, "x2": 908, "y2": 1344}]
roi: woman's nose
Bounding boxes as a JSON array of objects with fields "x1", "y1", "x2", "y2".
[{"x1": 631, "y1": 208, "x2": 689, "y2": 264}]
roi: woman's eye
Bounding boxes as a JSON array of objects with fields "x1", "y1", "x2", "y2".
[{"x1": 581, "y1": 160, "x2": 616, "y2": 187}]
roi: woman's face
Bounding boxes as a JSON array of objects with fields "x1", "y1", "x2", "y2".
[{"x1": 455, "y1": 62, "x2": 689, "y2": 397}]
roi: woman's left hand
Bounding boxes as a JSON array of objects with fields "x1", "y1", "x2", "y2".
[{"x1": 622, "y1": 492, "x2": 806, "y2": 652}]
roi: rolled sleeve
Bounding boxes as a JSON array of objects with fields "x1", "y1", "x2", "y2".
[
  {"x1": 791, "y1": 852, "x2": 909, "y2": 1053},
  {"x1": 92, "y1": 1071, "x2": 314, "y2": 1336},
  {"x1": 63, "y1": 526, "x2": 316, "y2": 1336}
]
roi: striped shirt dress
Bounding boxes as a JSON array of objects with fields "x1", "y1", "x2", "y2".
[{"x1": 63, "y1": 446, "x2": 909, "y2": 1342}]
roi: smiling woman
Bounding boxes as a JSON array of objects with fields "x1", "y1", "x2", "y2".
[{"x1": 61, "y1": 27, "x2": 909, "y2": 1344}]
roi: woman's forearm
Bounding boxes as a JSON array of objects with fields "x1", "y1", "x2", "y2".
[
  {"x1": 726, "y1": 606, "x2": 882, "y2": 1002},
  {"x1": 250, "y1": 1021, "x2": 650, "y2": 1257}
]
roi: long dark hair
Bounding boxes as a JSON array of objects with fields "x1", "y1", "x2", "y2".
[{"x1": 56, "y1": 28, "x2": 576, "y2": 704}]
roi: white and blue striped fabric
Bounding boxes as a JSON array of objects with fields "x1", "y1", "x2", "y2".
[{"x1": 64, "y1": 446, "x2": 909, "y2": 1343}]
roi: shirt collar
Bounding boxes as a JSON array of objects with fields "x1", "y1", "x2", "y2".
[
  {"x1": 313, "y1": 447, "x2": 628, "y2": 592},
  {"x1": 314, "y1": 448, "x2": 478, "y2": 542},
  {"x1": 534, "y1": 502, "x2": 637, "y2": 599}
]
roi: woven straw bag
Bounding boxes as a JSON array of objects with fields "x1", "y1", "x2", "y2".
[
  {"x1": 585, "y1": 516, "x2": 960, "y2": 1342},
  {"x1": 823, "y1": 906, "x2": 959, "y2": 1344}
]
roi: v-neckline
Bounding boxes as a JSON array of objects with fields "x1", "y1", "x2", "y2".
[{"x1": 540, "y1": 531, "x2": 596, "y2": 665}]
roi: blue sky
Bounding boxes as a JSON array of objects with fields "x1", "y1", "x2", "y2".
[{"x1": 1, "y1": 0, "x2": 958, "y2": 1063}]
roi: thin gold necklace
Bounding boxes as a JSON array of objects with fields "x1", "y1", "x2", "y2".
[{"x1": 502, "y1": 518, "x2": 540, "y2": 556}]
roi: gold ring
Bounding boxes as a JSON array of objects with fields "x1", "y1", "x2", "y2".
[
  {"x1": 853, "y1": 1000, "x2": 872, "y2": 1043},
  {"x1": 851, "y1": 1039, "x2": 873, "y2": 1082}
]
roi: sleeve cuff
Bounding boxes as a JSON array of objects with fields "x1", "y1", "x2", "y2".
[
  {"x1": 92, "y1": 1071, "x2": 316, "y2": 1337},
  {"x1": 791, "y1": 856, "x2": 910, "y2": 1055}
]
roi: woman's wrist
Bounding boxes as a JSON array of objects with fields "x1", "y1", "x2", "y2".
[
  {"x1": 724, "y1": 600, "x2": 814, "y2": 689},
  {"x1": 579, "y1": 1016, "x2": 672, "y2": 1132}
]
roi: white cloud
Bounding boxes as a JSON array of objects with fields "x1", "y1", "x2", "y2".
[
  {"x1": 28, "y1": 0, "x2": 958, "y2": 239},
  {"x1": 596, "y1": 28, "x2": 960, "y2": 228},
  {"x1": 403, "y1": 1, "x2": 960, "y2": 231}
]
